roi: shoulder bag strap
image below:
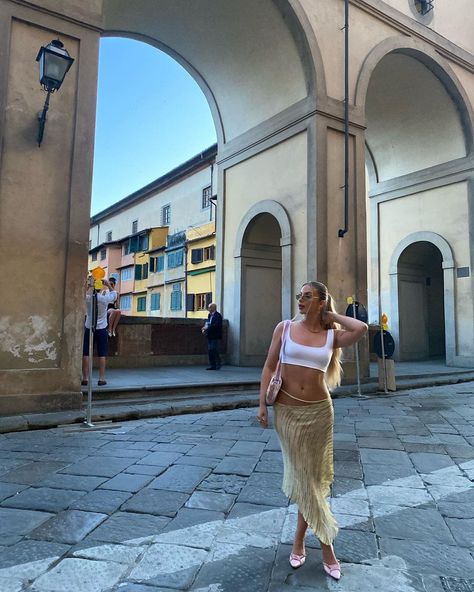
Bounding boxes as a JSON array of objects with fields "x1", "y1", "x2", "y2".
[{"x1": 274, "y1": 320, "x2": 290, "y2": 379}]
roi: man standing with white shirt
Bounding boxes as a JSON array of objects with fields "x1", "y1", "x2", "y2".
[{"x1": 81, "y1": 278, "x2": 117, "y2": 386}]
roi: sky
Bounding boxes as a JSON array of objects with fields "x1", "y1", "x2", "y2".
[{"x1": 91, "y1": 37, "x2": 217, "y2": 216}]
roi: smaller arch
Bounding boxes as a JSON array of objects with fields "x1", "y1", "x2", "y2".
[
  {"x1": 389, "y1": 231, "x2": 454, "y2": 274},
  {"x1": 388, "y1": 232, "x2": 456, "y2": 365},
  {"x1": 234, "y1": 199, "x2": 292, "y2": 256},
  {"x1": 231, "y1": 200, "x2": 293, "y2": 365},
  {"x1": 355, "y1": 37, "x2": 474, "y2": 154}
]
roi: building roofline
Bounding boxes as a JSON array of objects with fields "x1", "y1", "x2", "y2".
[
  {"x1": 89, "y1": 227, "x2": 165, "y2": 253},
  {"x1": 91, "y1": 144, "x2": 217, "y2": 225}
]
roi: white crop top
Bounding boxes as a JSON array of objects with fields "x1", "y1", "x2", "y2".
[{"x1": 281, "y1": 324, "x2": 334, "y2": 372}]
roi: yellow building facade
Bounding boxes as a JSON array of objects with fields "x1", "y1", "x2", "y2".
[{"x1": 186, "y1": 222, "x2": 216, "y2": 319}]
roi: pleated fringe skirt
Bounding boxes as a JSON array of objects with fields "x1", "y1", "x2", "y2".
[{"x1": 273, "y1": 399, "x2": 338, "y2": 546}]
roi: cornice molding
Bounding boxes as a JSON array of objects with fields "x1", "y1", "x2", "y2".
[
  {"x1": 7, "y1": 0, "x2": 103, "y2": 32},
  {"x1": 350, "y1": 0, "x2": 474, "y2": 72}
]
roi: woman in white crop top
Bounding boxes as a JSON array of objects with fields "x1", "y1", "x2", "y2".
[{"x1": 257, "y1": 281, "x2": 367, "y2": 581}]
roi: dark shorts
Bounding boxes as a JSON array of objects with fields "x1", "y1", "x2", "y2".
[{"x1": 83, "y1": 328, "x2": 108, "y2": 357}]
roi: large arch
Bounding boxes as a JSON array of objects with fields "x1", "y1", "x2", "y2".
[
  {"x1": 388, "y1": 232, "x2": 456, "y2": 364},
  {"x1": 102, "y1": 0, "x2": 322, "y2": 145},
  {"x1": 355, "y1": 36, "x2": 474, "y2": 154}
]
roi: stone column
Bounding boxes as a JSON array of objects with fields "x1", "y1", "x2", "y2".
[{"x1": 0, "y1": 0, "x2": 101, "y2": 414}]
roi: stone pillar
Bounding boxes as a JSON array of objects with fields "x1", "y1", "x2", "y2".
[
  {"x1": 0, "y1": 0, "x2": 101, "y2": 414},
  {"x1": 315, "y1": 110, "x2": 369, "y2": 381}
]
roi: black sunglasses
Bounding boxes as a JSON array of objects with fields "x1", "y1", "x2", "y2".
[{"x1": 295, "y1": 292, "x2": 319, "y2": 301}]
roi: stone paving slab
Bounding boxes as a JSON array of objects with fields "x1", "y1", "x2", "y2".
[
  {"x1": 148, "y1": 465, "x2": 211, "y2": 493},
  {"x1": 0, "y1": 486, "x2": 86, "y2": 513},
  {"x1": 0, "y1": 507, "x2": 54, "y2": 538},
  {"x1": 68, "y1": 488, "x2": 132, "y2": 514},
  {"x1": 28, "y1": 510, "x2": 108, "y2": 544},
  {"x1": 32, "y1": 557, "x2": 129, "y2": 592},
  {"x1": 86, "y1": 511, "x2": 170, "y2": 544},
  {"x1": 122, "y1": 488, "x2": 189, "y2": 516}
]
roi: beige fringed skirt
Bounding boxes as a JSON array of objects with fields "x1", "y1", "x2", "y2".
[{"x1": 273, "y1": 398, "x2": 338, "y2": 545}]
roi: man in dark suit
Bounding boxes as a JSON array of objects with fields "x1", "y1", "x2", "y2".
[{"x1": 202, "y1": 302, "x2": 222, "y2": 370}]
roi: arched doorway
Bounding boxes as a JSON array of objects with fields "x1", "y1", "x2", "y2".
[
  {"x1": 397, "y1": 241, "x2": 445, "y2": 361},
  {"x1": 239, "y1": 213, "x2": 282, "y2": 366}
]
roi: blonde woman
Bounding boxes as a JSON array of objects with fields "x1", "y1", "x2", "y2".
[{"x1": 257, "y1": 281, "x2": 367, "y2": 580}]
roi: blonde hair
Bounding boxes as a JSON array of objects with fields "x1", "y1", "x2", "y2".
[{"x1": 303, "y1": 281, "x2": 343, "y2": 390}]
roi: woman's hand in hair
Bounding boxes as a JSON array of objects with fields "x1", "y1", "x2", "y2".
[{"x1": 321, "y1": 310, "x2": 337, "y2": 326}]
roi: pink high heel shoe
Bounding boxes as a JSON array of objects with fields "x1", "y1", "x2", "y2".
[
  {"x1": 323, "y1": 561, "x2": 341, "y2": 580},
  {"x1": 289, "y1": 552, "x2": 306, "y2": 569}
]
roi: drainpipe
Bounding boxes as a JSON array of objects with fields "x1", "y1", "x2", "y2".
[
  {"x1": 184, "y1": 242, "x2": 188, "y2": 319},
  {"x1": 338, "y1": 0, "x2": 350, "y2": 238}
]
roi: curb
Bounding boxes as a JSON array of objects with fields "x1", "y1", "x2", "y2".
[{"x1": 1, "y1": 373, "x2": 473, "y2": 434}]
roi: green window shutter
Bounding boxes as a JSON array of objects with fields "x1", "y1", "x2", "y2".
[
  {"x1": 186, "y1": 294, "x2": 195, "y2": 311},
  {"x1": 191, "y1": 249, "x2": 203, "y2": 264}
]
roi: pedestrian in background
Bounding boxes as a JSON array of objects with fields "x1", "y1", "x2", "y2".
[
  {"x1": 202, "y1": 302, "x2": 222, "y2": 370},
  {"x1": 257, "y1": 281, "x2": 367, "y2": 581},
  {"x1": 82, "y1": 277, "x2": 117, "y2": 386}
]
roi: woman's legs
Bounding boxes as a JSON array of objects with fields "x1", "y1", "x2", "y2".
[
  {"x1": 292, "y1": 510, "x2": 308, "y2": 555},
  {"x1": 293, "y1": 509, "x2": 338, "y2": 564},
  {"x1": 109, "y1": 310, "x2": 121, "y2": 334},
  {"x1": 320, "y1": 540, "x2": 338, "y2": 564}
]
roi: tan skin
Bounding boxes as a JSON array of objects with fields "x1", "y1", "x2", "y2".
[{"x1": 257, "y1": 284, "x2": 368, "y2": 566}]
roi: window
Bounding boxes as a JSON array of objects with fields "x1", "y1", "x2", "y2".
[
  {"x1": 161, "y1": 204, "x2": 171, "y2": 226},
  {"x1": 195, "y1": 292, "x2": 212, "y2": 311},
  {"x1": 91, "y1": 252, "x2": 97, "y2": 262},
  {"x1": 149, "y1": 255, "x2": 165, "y2": 272},
  {"x1": 414, "y1": 0, "x2": 433, "y2": 15},
  {"x1": 149, "y1": 255, "x2": 164, "y2": 273},
  {"x1": 191, "y1": 248, "x2": 203, "y2": 264},
  {"x1": 168, "y1": 249, "x2": 184, "y2": 269},
  {"x1": 138, "y1": 234, "x2": 148, "y2": 251},
  {"x1": 123, "y1": 233, "x2": 148, "y2": 255},
  {"x1": 124, "y1": 236, "x2": 138, "y2": 255},
  {"x1": 135, "y1": 263, "x2": 149, "y2": 281},
  {"x1": 151, "y1": 292, "x2": 161, "y2": 311},
  {"x1": 106, "y1": 231, "x2": 112, "y2": 242},
  {"x1": 120, "y1": 267, "x2": 132, "y2": 281},
  {"x1": 136, "y1": 295, "x2": 147, "y2": 312},
  {"x1": 100, "y1": 248, "x2": 106, "y2": 260},
  {"x1": 202, "y1": 185, "x2": 212, "y2": 209},
  {"x1": 120, "y1": 294, "x2": 132, "y2": 310},
  {"x1": 132, "y1": 220, "x2": 138, "y2": 234},
  {"x1": 88, "y1": 240, "x2": 92, "y2": 250},
  {"x1": 170, "y1": 283, "x2": 182, "y2": 310},
  {"x1": 204, "y1": 245, "x2": 215, "y2": 261}
]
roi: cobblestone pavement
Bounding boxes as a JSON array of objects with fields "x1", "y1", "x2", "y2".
[{"x1": 1, "y1": 382, "x2": 474, "y2": 592}]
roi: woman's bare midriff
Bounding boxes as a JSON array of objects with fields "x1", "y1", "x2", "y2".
[{"x1": 276, "y1": 363, "x2": 330, "y2": 405}]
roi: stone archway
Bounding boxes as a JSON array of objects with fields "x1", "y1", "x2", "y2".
[
  {"x1": 389, "y1": 232, "x2": 455, "y2": 364},
  {"x1": 232, "y1": 200, "x2": 292, "y2": 366}
]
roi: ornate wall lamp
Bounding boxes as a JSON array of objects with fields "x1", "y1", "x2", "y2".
[{"x1": 36, "y1": 39, "x2": 74, "y2": 147}]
